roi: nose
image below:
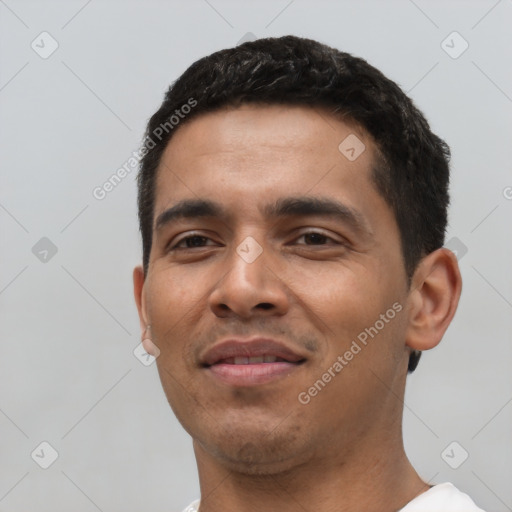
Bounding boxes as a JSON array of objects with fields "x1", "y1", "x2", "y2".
[{"x1": 208, "y1": 239, "x2": 289, "y2": 319}]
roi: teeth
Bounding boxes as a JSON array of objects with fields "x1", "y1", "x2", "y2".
[{"x1": 223, "y1": 355, "x2": 282, "y2": 364}]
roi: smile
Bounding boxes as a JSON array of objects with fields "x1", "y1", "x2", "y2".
[
  {"x1": 201, "y1": 337, "x2": 307, "y2": 386},
  {"x1": 206, "y1": 359, "x2": 304, "y2": 386},
  {"x1": 217, "y1": 355, "x2": 290, "y2": 364}
]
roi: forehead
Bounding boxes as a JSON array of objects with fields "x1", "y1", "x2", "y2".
[
  {"x1": 159, "y1": 104, "x2": 370, "y2": 168},
  {"x1": 153, "y1": 104, "x2": 388, "y2": 231}
]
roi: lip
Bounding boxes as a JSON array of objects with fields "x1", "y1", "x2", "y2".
[{"x1": 201, "y1": 337, "x2": 306, "y2": 386}]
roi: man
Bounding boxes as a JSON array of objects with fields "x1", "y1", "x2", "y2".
[{"x1": 133, "y1": 36, "x2": 485, "y2": 511}]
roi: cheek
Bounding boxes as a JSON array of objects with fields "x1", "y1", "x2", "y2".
[
  {"x1": 296, "y1": 261, "x2": 405, "y2": 371},
  {"x1": 293, "y1": 262, "x2": 383, "y2": 335},
  {"x1": 148, "y1": 263, "x2": 211, "y2": 314},
  {"x1": 145, "y1": 270, "x2": 204, "y2": 358}
]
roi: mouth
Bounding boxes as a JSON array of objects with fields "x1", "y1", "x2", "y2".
[
  {"x1": 201, "y1": 338, "x2": 307, "y2": 386},
  {"x1": 214, "y1": 355, "x2": 295, "y2": 365}
]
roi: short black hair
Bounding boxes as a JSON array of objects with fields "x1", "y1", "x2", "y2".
[{"x1": 137, "y1": 35, "x2": 451, "y2": 373}]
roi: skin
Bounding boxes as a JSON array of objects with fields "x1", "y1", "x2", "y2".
[{"x1": 133, "y1": 104, "x2": 462, "y2": 512}]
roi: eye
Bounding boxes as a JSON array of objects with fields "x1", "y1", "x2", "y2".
[
  {"x1": 294, "y1": 230, "x2": 341, "y2": 246},
  {"x1": 167, "y1": 230, "x2": 344, "y2": 252},
  {"x1": 169, "y1": 233, "x2": 218, "y2": 250}
]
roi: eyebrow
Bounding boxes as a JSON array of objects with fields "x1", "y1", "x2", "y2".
[{"x1": 154, "y1": 196, "x2": 372, "y2": 238}]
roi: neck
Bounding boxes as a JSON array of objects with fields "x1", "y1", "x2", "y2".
[{"x1": 192, "y1": 428, "x2": 429, "y2": 512}]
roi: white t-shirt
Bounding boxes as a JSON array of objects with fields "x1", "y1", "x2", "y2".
[
  {"x1": 181, "y1": 482, "x2": 486, "y2": 512},
  {"x1": 399, "y1": 482, "x2": 486, "y2": 511}
]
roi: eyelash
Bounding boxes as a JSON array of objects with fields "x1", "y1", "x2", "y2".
[{"x1": 168, "y1": 230, "x2": 343, "y2": 251}]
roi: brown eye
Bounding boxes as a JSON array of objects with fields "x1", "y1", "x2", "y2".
[
  {"x1": 302, "y1": 232, "x2": 329, "y2": 244},
  {"x1": 295, "y1": 231, "x2": 339, "y2": 246},
  {"x1": 170, "y1": 234, "x2": 216, "y2": 251}
]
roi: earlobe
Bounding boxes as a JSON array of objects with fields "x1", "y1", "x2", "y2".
[
  {"x1": 405, "y1": 248, "x2": 462, "y2": 352},
  {"x1": 133, "y1": 265, "x2": 149, "y2": 334},
  {"x1": 142, "y1": 325, "x2": 161, "y2": 358}
]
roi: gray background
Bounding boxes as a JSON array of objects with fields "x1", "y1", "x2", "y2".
[{"x1": 1, "y1": 0, "x2": 511, "y2": 511}]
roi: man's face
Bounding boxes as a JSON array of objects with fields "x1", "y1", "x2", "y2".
[{"x1": 135, "y1": 104, "x2": 413, "y2": 473}]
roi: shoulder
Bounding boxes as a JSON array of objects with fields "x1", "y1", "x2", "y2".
[
  {"x1": 180, "y1": 499, "x2": 200, "y2": 512},
  {"x1": 400, "y1": 482, "x2": 486, "y2": 512}
]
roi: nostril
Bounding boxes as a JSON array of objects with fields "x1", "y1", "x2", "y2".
[{"x1": 257, "y1": 303, "x2": 274, "y2": 310}]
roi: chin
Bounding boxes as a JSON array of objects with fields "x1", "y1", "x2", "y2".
[
  {"x1": 214, "y1": 444, "x2": 304, "y2": 476},
  {"x1": 197, "y1": 420, "x2": 311, "y2": 475}
]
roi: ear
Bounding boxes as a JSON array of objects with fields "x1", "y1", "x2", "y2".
[
  {"x1": 133, "y1": 265, "x2": 149, "y2": 336},
  {"x1": 405, "y1": 248, "x2": 462, "y2": 352}
]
